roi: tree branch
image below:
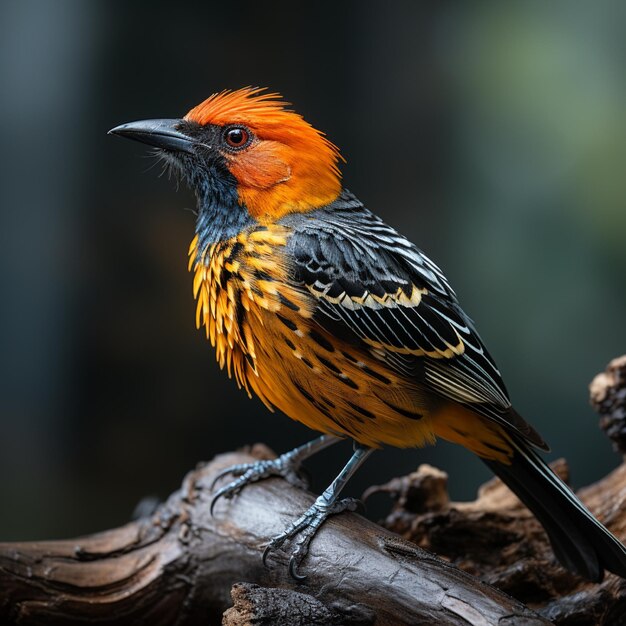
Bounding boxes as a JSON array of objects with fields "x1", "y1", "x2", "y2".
[
  {"x1": 1, "y1": 443, "x2": 547, "y2": 625},
  {"x1": 1, "y1": 356, "x2": 625, "y2": 625}
]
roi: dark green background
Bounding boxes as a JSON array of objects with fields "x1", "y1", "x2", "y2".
[{"x1": 1, "y1": 0, "x2": 625, "y2": 541}]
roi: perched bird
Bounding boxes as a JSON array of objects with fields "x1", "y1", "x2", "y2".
[{"x1": 110, "y1": 87, "x2": 626, "y2": 581}]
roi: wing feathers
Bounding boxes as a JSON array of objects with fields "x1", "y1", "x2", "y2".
[{"x1": 282, "y1": 190, "x2": 546, "y2": 448}]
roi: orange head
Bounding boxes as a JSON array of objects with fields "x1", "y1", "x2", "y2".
[
  {"x1": 110, "y1": 87, "x2": 343, "y2": 248},
  {"x1": 185, "y1": 88, "x2": 342, "y2": 218}
]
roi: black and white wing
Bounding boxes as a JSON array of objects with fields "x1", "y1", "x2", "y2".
[{"x1": 283, "y1": 190, "x2": 547, "y2": 450}]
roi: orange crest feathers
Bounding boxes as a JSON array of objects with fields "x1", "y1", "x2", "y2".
[
  {"x1": 184, "y1": 88, "x2": 344, "y2": 219},
  {"x1": 186, "y1": 87, "x2": 290, "y2": 125}
]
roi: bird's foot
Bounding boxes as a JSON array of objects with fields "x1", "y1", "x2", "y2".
[
  {"x1": 210, "y1": 449, "x2": 309, "y2": 515},
  {"x1": 263, "y1": 496, "x2": 361, "y2": 581}
]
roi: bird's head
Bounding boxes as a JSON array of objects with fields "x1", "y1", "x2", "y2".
[{"x1": 110, "y1": 88, "x2": 343, "y2": 245}]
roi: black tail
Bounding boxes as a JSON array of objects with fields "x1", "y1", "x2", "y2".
[{"x1": 483, "y1": 436, "x2": 626, "y2": 581}]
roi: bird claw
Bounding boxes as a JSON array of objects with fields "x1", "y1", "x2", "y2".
[
  {"x1": 262, "y1": 496, "x2": 360, "y2": 581},
  {"x1": 210, "y1": 463, "x2": 250, "y2": 491},
  {"x1": 210, "y1": 480, "x2": 242, "y2": 516},
  {"x1": 210, "y1": 453, "x2": 308, "y2": 515},
  {"x1": 289, "y1": 554, "x2": 307, "y2": 581},
  {"x1": 211, "y1": 440, "x2": 368, "y2": 580}
]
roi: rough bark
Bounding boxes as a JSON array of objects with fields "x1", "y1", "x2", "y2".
[
  {"x1": 0, "y1": 357, "x2": 625, "y2": 625},
  {"x1": 590, "y1": 354, "x2": 626, "y2": 455},
  {"x1": 365, "y1": 356, "x2": 626, "y2": 625},
  {"x1": 366, "y1": 459, "x2": 626, "y2": 625},
  {"x1": 0, "y1": 443, "x2": 546, "y2": 625}
]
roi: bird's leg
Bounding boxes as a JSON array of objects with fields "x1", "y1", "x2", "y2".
[
  {"x1": 263, "y1": 443, "x2": 374, "y2": 580},
  {"x1": 210, "y1": 435, "x2": 342, "y2": 514}
]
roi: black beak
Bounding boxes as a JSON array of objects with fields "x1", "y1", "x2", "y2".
[{"x1": 108, "y1": 119, "x2": 195, "y2": 154}]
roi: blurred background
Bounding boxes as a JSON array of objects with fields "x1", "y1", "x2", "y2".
[{"x1": 1, "y1": 0, "x2": 625, "y2": 541}]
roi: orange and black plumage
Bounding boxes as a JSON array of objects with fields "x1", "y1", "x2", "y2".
[{"x1": 111, "y1": 87, "x2": 626, "y2": 581}]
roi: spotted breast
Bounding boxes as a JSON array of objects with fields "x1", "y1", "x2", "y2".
[{"x1": 189, "y1": 223, "x2": 441, "y2": 449}]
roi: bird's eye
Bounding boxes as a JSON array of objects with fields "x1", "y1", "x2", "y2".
[{"x1": 224, "y1": 126, "x2": 251, "y2": 150}]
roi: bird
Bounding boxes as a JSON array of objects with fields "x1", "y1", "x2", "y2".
[{"x1": 110, "y1": 87, "x2": 626, "y2": 582}]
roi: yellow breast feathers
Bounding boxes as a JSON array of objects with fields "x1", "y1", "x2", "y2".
[{"x1": 188, "y1": 226, "x2": 311, "y2": 394}]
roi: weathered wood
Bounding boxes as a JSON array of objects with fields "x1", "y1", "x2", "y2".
[
  {"x1": 367, "y1": 460, "x2": 626, "y2": 625},
  {"x1": 366, "y1": 355, "x2": 626, "y2": 625},
  {"x1": 0, "y1": 444, "x2": 547, "y2": 625},
  {"x1": 590, "y1": 354, "x2": 626, "y2": 455}
]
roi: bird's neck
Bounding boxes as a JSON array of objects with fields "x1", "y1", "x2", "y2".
[
  {"x1": 236, "y1": 172, "x2": 341, "y2": 222},
  {"x1": 192, "y1": 168, "x2": 256, "y2": 258},
  {"x1": 191, "y1": 164, "x2": 341, "y2": 259}
]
